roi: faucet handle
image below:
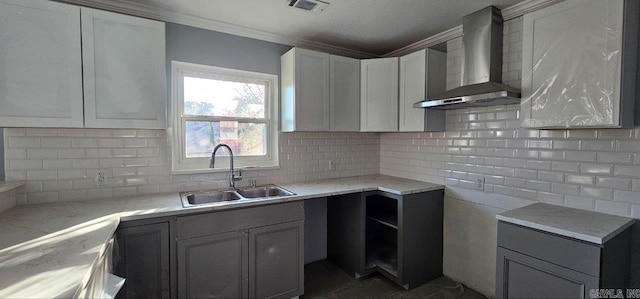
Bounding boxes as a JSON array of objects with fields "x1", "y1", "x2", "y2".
[{"x1": 232, "y1": 169, "x2": 243, "y2": 182}]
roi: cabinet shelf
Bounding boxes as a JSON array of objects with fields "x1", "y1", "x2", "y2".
[{"x1": 367, "y1": 215, "x2": 398, "y2": 229}]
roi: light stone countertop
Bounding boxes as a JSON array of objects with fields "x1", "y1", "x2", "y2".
[
  {"x1": 496, "y1": 203, "x2": 636, "y2": 245},
  {"x1": 0, "y1": 175, "x2": 443, "y2": 298},
  {"x1": 0, "y1": 181, "x2": 25, "y2": 193}
]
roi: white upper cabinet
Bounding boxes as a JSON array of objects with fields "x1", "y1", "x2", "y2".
[
  {"x1": 82, "y1": 8, "x2": 167, "y2": 129},
  {"x1": 0, "y1": 0, "x2": 84, "y2": 128},
  {"x1": 360, "y1": 58, "x2": 399, "y2": 132},
  {"x1": 329, "y1": 55, "x2": 360, "y2": 131},
  {"x1": 281, "y1": 48, "x2": 330, "y2": 132},
  {"x1": 520, "y1": 0, "x2": 637, "y2": 129},
  {"x1": 399, "y1": 49, "x2": 446, "y2": 132}
]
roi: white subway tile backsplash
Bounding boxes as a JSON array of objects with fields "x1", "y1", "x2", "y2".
[
  {"x1": 43, "y1": 160, "x2": 73, "y2": 170},
  {"x1": 57, "y1": 169, "x2": 87, "y2": 180},
  {"x1": 9, "y1": 137, "x2": 41, "y2": 148},
  {"x1": 27, "y1": 170, "x2": 57, "y2": 180},
  {"x1": 564, "y1": 196, "x2": 596, "y2": 210},
  {"x1": 613, "y1": 190, "x2": 640, "y2": 205},
  {"x1": 10, "y1": 160, "x2": 42, "y2": 171},
  {"x1": 597, "y1": 152, "x2": 632, "y2": 164},
  {"x1": 614, "y1": 165, "x2": 640, "y2": 178},
  {"x1": 27, "y1": 148, "x2": 57, "y2": 159},
  {"x1": 71, "y1": 138, "x2": 99, "y2": 148},
  {"x1": 580, "y1": 186, "x2": 613, "y2": 201},
  {"x1": 597, "y1": 177, "x2": 632, "y2": 190},
  {"x1": 580, "y1": 163, "x2": 612, "y2": 175},
  {"x1": 58, "y1": 149, "x2": 86, "y2": 159},
  {"x1": 6, "y1": 129, "x2": 379, "y2": 204},
  {"x1": 41, "y1": 137, "x2": 71, "y2": 148},
  {"x1": 581, "y1": 140, "x2": 615, "y2": 151}
]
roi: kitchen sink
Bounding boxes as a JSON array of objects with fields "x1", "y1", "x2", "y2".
[
  {"x1": 237, "y1": 185, "x2": 296, "y2": 199},
  {"x1": 180, "y1": 190, "x2": 242, "y2": 207},
  {"x1": 180, "y1": 185, "x2": 295, "y2": 207}
]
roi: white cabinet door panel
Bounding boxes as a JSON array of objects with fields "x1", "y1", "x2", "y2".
[
  {"x1": 82, "y1": 8, "x2": 166, "y2": 129},
  {"x1": 521, "y1": 0, "x2": 629, "y2": 128},
  {"x1": 0, "y1": 0, "x2": 83, "y2": 127},
  {"x1": 360, "y1": 58, "x2": 398, "y2": 132},
  {"x1": 330, "y1": 55, "x2": 360, "y2": 131},
  {"x1": 294, "y1": 49, "x2": 330, "y2": 131},
  {"x1": 399, "y1": 50, "x2": 426, "y2": 132}
]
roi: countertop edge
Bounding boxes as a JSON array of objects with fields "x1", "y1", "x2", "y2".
[
  {"x1": 72, "y1": 218, "x2": 122, "y2": 298},
  {"x1": 0, "y1": 181, "x2": 26, "y2": 193},
  {"x1": 496, "y1": 214, "x2": 636, "y2": 245}
]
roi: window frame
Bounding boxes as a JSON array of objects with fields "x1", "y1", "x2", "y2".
[{"x1": 171, "y1": 61, "x2": 279, "y2": 174}]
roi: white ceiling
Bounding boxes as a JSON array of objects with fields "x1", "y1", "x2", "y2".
[{"x1": 106, "y1": 0, "x2": 525, "y2": 56}]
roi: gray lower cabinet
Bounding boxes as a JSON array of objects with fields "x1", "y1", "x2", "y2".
[
  {"x1": 328, "y1": 189, "x2": 444, "y2": 290},
  {"x1": 249, "y1": 220, "x2": 304, "y2": 299},
  {"x1": 496, "y1": 221, "x2": 632, "y2": 299},
  {"x1": 115, "y1": 221, "x2": 171, "y2": 299},
  {"x1": 176, "y1": 202, "x2": 305, "y2": 299},
  {"x1": 177, "y1": 231, "x2": 248, "y2": 299}
]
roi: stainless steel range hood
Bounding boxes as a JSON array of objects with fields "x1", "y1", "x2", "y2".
[{"x1": 414, "y1": 6, "x2": 520, "y2": 110}]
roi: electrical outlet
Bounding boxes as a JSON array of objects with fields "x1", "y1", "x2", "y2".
[
  {"x1": 475, "y1": 177, "x2": 485, "y2": 191},
  {"x1": 95, "y1": 171, "x2": 107, "y2": 186}
]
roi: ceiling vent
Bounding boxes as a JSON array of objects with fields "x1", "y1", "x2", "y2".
[{"x1": 287, "y1": 0, "x2": 329, "y2": 13}]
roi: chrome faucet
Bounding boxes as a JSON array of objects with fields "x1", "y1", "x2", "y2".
[{"x1": 210, "y1": 143, "x2": 242, "y2": 189}]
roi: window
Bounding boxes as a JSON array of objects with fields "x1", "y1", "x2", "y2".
[{"x1": 171, "y1": 61, "x2": 279, "y2": 173}]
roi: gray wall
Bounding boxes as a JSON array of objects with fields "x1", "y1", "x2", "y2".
[{"x1": 166, "y1": 22, "x2": 292, "y2": 78}]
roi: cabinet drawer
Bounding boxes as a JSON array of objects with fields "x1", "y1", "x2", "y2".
[
  {"x1": 176, "y1": 202, "x2": 304, "y2": 240},
  {"x1": 496, "y1": 247, "x2": 599, "y2": 299},
  {"x1": 497, "y1": 222, "x2": 601, "y2": 277}
]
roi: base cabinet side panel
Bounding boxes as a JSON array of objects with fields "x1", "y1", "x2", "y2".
[
  {"x1": 249, "y1": 220, "x2": 304, "y2": 299},
  {"x1": 496, "y1": 247, "x2": 599, "y2": 299},
  {"x1": 327, "y1": 193, "x2": 365, "y2": 276}
]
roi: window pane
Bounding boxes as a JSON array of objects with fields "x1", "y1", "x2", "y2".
[
  {"x1": 185, "y1": 121, "x2": 267, "y2": 158},
  {"x1": 183, "y1": 76, "x2": 266, "y2": 118}
]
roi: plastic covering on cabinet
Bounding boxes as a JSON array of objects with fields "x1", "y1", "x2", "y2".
[{"x1": 520, "y1": 0, "x2": 627, "y2": 128}]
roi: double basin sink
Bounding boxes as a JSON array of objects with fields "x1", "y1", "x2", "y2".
[{"x1": 180, "y1": 185, "x2": 296, "y2": 207}]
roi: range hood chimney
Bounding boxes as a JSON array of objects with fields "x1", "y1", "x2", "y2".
[{"x1": 414, "y1": 6, "x2": 520, "y2": 110}]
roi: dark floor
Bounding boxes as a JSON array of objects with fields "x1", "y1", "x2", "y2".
[{"x1": 302, "y1": 260, "x2": 487, "y2": 299}]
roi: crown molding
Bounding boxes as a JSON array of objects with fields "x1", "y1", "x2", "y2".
[
  {"x1": 383, "y1": 25, "x2": 462, "y2": 58},
  {"x1": 382, "y1": 0, "x2": 563, "y2": 57},
  {"x1": 54, "y1": 0, "x2": 379, "y2": 59},
  {"x1": 501, "y1": 0, "x2": 563, "y2": 20}
]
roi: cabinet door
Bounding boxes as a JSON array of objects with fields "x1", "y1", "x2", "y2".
[
  {"x1": 249, "y1": 220, "x2": 304, "y2": 299},
  {"x1": 294, "y1": 48, "x2": 330, "y2": 131},
  {"x1": 360, "y1": 58, "x2": 398, "y2": 132},
  {"x1": 0, "y1": 0, "x2": 83, "y2": 128},
  {"x1": 177, "y1": 231, "x2": 248, "y2": 299},
  {"x1": 81, "y1": 8, "x2": 166, "y2": 129},
  {"x1": 399, "y1": 49, "x2": 447, "y2": 132},
  {"x1": 520, "y1": 0, "x2": 626, "y2": 128},
  {"x1": 116, "y1": 222, "x2": 171, "y2": 299},
  {"x1": 330, "y1": 55, "x2": 360, "y2": 131},
  {"x1": 399, "y1": 50, "x2": 426, "y2": 132},
  {"x1": 495, "y1": 247, "x2": 599, "y2": 299}
]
